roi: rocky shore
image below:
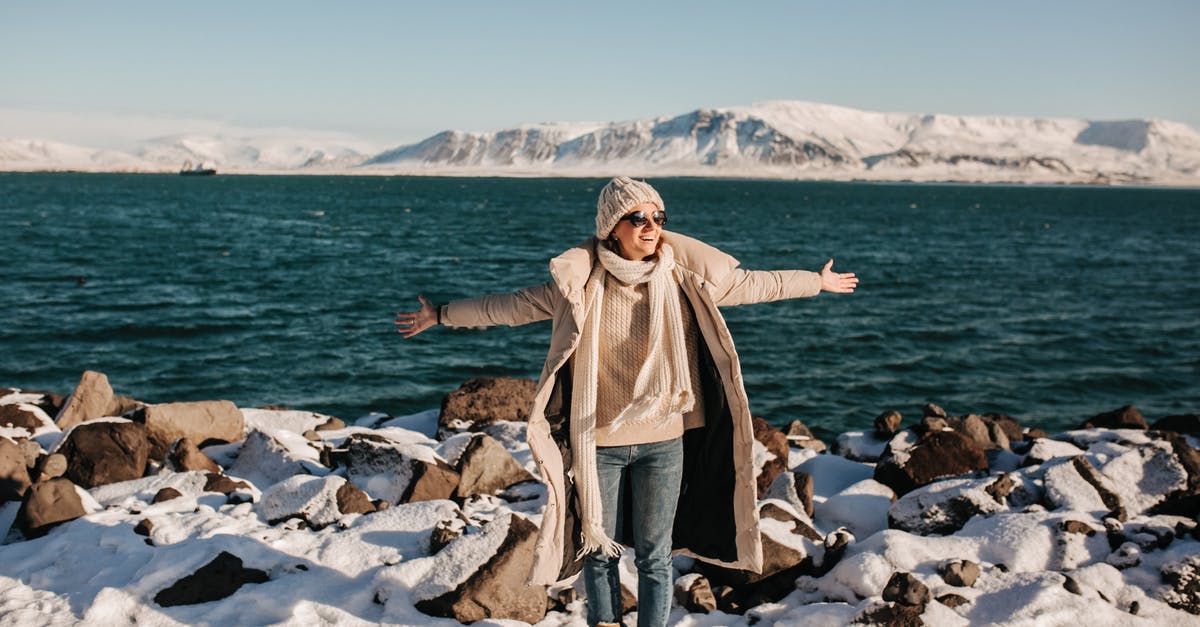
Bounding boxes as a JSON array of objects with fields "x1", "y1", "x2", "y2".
[{"x1": 1, "y1": 371, "x2": 1198, "y2": 626}]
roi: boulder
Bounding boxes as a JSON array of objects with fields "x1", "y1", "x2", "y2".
[
  {"x1": 874, "y1": 410, "x2": 903, "y2": 439},
  {"x1": 951, "y1": 414, "x2": 995, "y2": 451},
  {"x1": 136, "y1": 401, "x2": 244, "y2": 459},
  {"x1": 873, "y1": 429, "x2": 989, "y2": 496},
  {"x1": 33, "y1": 453, "x2": 67, "y2": 482},
  {"x1": 345, "y1": 436, "x2": 459, "y2": 504},
  {"x1": 152, "y1": 487, "x2": 183, "y2": 503},
  {"x1": 832, "y1": 431, "x2": 889, "y2": 462},
  {"x1": 921, "y1": 403, "x2": 948, "y2": 419},
  {"x1": 889, "y1": 474, "x2": 1013, "y2": 535},
  {"x1": 0, "y1": 404, "x2": 47, "y2": 432},
  {"x1": 58, "y1": 420, "x2": 149, "y2": 488},
  {"x1": 153, "y1": 551, "x2": 268, "y2": 607},
  {"x1": 982, "y1": 413, "x2": 1023, "y2": 444},
  {"x1": 938, "y1": 560, "x2": 981, "y2": 587},
  {"x1": 1, "y1": 437, "x2": 32, "y2": 503},
  {"x1": 454, "y1": 433, "x2": 536, "y2": 499},
  {"x1": 1095, "y1": 439, "x2": 1189, "y2": 515},
  {"x1": 135, "y1": 518, "x2": 155, "y2": 536},
  {"x1": 882, "y1": 571, "x2": 931, "y2": 607},
  {"x1": 1042, "y1": 455, "x2": 1123, "y2": 513},
  {"x1": 816, "y1": 478, "x2": 895, "y2": 539},
  {"x1": 19, "y1": 439, "x2": 40, "y2": 469},
  {"x1": 259, "y1": 475, "x2": 374, "y2": 529},
  {"x1": 852, "y1": 601, "x2": 924, "y2": 627},
  {"x1": 1151, "y1": 414, "x2": 1200, "y2": 435},
  {"x1": 765, "y1": 470, "x2": 814, "y2": 517},
  {"x1": 1081, "y1": 405, "x2": 1147, "y2": 430},
  {"x1": 314, "y1": 416, "x2": 346, "y2": 431},
  {"x1": 752, "y1": 418, "x2": 789, "y2": 498},
  {"x1": 165, "y1": 438, "x2": 221, "y2": 474},
  {"x1": 54, "y1": 370, "x2": 115, "y2": 429},
  {"x1": 203, "y1": 473, "x2": 252, "y2": 495},
  {"x1": 16, "y1": 478, "x2": 88, "y2": 537},
  {"x1": 920, "y1": 416, "x2": 949, "y2": 433},
  {"x1": 1023, "y1": 438, "x2": 1086, "y2": 466},
  {"x1": 674, "y1": 573, "x2": 718, "y2": 613},
  {"x1": 702, "y1": 500, "x2": 822, "y2": 594},
  {"x1": 438, "y1": 377, "x2": 537, "y2": 436},
  {"x1": 414, "y1": 512, "x2": 547, "y2": 624},
  {"x1": 429, "y1": 518, "x2": 467, "y2": 554},
  {"x1": 936, "y1": 593, "x2": 970, "y2": 609},
  {"x1": 225, "y1": 429, "x2": 325, "y2": 490}
]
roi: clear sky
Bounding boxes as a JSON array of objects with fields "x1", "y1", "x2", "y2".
[{"x1": 2, "y1": 0, "x2": 1197, "y2": 151}]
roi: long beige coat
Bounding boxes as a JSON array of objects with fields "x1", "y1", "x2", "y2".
[{"x1": 442, "y1": 231, "x2": 822, "y2": 584}]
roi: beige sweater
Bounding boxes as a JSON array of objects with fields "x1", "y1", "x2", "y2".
[{"x1": 593, "y1": 272, "x2": 706, "y2": 446}]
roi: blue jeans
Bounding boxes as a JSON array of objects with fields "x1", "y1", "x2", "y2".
[{"x1": 582, "y1": 437, "x2": 683, "y2": 627}]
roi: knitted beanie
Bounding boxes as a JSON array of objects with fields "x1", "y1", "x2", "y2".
[{"x1": 595, "y1": 176, "x2": 664, "y2": 239}]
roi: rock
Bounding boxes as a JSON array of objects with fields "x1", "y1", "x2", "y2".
[
  {"x1": 1157, "y1": 556, "x2": 1200, "y2": 614},
  {"x1": 1, "y1": 438, "x2": 33, "y2": 503},
  {"x1": 430, "y1": 518, "x2": 466, "y2": 553},
  {"x1": 889, "y1": 474, "x2": 1012, "y2": 535},
  {"x1": 874, "y1": 410, "x2": 903, "y2": 439},
  {"x1": 0, "y1": 404, "x2": 46, "y2": 431},
  {"x1": 853, "y1": 601, "x2": 924, "y2": 627},
  {"x1": 1149, "y1": 493, "x2": 1200, "y2": 518},
  {"x1": 166, "y1": 437, "x2": 221, "y2": 473},
  {"x1": 817, "y1": 478, "x2": 894, "y2": 539},
  {"x1": 920, "y1": 416, "x2": 948, "y2": 433},
  {"x1": 1042, "y1": 456, "x2": 1123, "y2": 513},
  {"x1": 136, "y1": 401, "x2": 244, "y2": 460},
  {"x1": 109, "y1": 396, "x2": 145, "y2": 417},
  {"x1": 454, "y1": 433, "x2": 536, "y2": 499},
  {"x1": 1024, "y1": 427, "x2": 1051, "y2": 441},
  {"x1": 832, "y1": 431, "x2": 889, "y2": 462},
  {"x1": 438, "y1": 377, "x2": 537, "y2": 436},
  {"x1": 753, "y1": 417, "x2": 789, "y2": 498},
  {"x1": 1081, "y1": 405, "x2": 1147, "y2": 430},
  {"x1": 1106, "y1": 542, "x2": 1142, "y2": 569},
  {"x1": 764, "y1": 470, "x2": 814, "y2": 518},
  {"x1": 1023, "y1": 438, "x2": 1085, "y2": 466},
  {"x1": 1095, "y1": 439, "x2": 1189, "y2": 515},
  {"x1": 982, "y1": 413, "x2": 1023, "y2": 444},
  {"x1": 1159, "y1": 432, "x2": 1200, "y2": 494},
  {"x1": 674, "y1": 574, "x2": 717, "y2": 613},
  {"x1": 135, "y1": 518, "x2": 154, "y2": 536},
  {"x1": 883, "y1": 571, "x2": 931, "y2": 607},
  {"x1": 225, "y1": 429, "x2": 325, "y2": 490},
  {"x1": 33, "y1": 453, "x2": 67, "y2": 482},
  {"x1": 203, "y1": 473, "x2": 252, "y2": 494},
  {"x1": 873, "y1": 430, "x2": 989, "y2": 496},
  {"x1": 153, "y1": 551, "x2": 268, "y2": 607},
  {"x1": 921, "y1": 403, "x2": 947, "y2": 419},
  {"x1": 314, "y1": 417, "x2": 346, "y2": 431},
  {"x1": 820, "y1": 527, "x2": 855, "y2": 575},
  {"x1": 260, "y1": 475, "x2": 371, "y2": 529},
  {"x1": 953, "y1": 414, "x2": 995, "y2": 450},
  {"x1": 1151, "y1": 414, "x2": 1200, "y2": 435},
  {"x1": 152, "y1": 487, "x2": 183, "y2": 503},
  {"x1": 336, "y1": 481, "x2": 374, "y2": 515},
  {"x1": 16, "y1": 478, "x2": 88, "y2": 538},
  {"x1": 54, "y1": 370, "x2": 115, "y2": 429},
  {"x1": 1063, "y1": 575, "x2": 1083, "y2": 595},
  {"x1": 794, "y1": 471, "x2": 815, "y2": 517},
  {"x1": 938, "y1": 560, "x2": 980, "y2": 587},
  {"x1": 414, "y1": 512, "x2": 547, "y2": 624},
  {"x1": 344, "y1": 436, "x2": 459, "y2": 504},
  {"x1": 703, "y1": 500, "x2": 822, "y2": 592},
  {"x1": 58, "y1": 420, "x2": 149, "y2": 488},
  {"x1": 786, "y1": 420, "x2": 827, "y2": 453},
  {"x1": 1058, "y1": 520, "x2": 1097, "y2": 535},
  {"x1": 936, "y1": 593, "x2": 970, "y2": 608}
]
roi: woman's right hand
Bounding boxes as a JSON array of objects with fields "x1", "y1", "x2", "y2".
[{"x1": 395, "y1": 295, "x2": 439, "y2": 339}]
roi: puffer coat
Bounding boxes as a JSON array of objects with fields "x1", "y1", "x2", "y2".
[{"x1": 442, "y1": 230, "x2": 822, "y2": 584}]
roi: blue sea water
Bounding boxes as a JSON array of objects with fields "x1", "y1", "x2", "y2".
[{"x1": 1, "y1": 173, "x2": 1197, "y2": 437}]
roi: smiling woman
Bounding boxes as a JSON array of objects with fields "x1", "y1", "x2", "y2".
[{"x1": 394, "y1": 176, "x2": 857, "y2": 627}]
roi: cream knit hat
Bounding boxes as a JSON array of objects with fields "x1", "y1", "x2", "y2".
[{"x1": 595, "y1": 176, "x2": 664, "y2": 239}]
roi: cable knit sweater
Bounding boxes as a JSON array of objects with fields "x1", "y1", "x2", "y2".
[{"x1": 593, "y1": 272, "x2": 706, "y2": 446}]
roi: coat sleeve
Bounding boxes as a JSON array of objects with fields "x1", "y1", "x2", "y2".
[
  {"x1": 711, "y1": 268, "x2": 822, "y2": 307},
  {"x1": 441, "y1": 280, "x2": 559, "y2": 327}
]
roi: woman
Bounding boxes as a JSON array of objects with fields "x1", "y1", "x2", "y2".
[{"x1": 396, "y1": 177, "x2": 857, "y2": 627}]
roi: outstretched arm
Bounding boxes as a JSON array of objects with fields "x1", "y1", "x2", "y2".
[
  {"x1": 715, "y1": 259, "x2": 858, "y2": 306},
  {"x1": 395, "y1": 280, "x2": 559, "y2": 339}
]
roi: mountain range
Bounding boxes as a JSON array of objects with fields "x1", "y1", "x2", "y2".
[{"x1": 3, "y1": 101, "x2": 1198, "y2": 185}]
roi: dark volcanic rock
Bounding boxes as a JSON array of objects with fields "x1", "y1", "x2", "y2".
[
  {"x1": 345, "y1": 436, "x2": 460, "y2": 504},
  {"x1": 1, "y1": 438, "x2": 32, "y2": 503},
  {"x1": 874, "y1": 430, "x2": 989, "y2": 496},
  {"x1": 1151, "y1": 414, "x2": 1200, "y2": 435},
  {"x1": 415, "y1": 512, "x2": 547, "y2": 624},
  {"x1": 752, "y1": 417, "x2": 790, "y2": 498},
  {"x1": 0, "y1": 404, "x2": 45, "y2": 431},
  {"x1": 890, "y1": 474, "x2": 1012, "y2": 535},
  {"x1": 153, "y1": 551, "x2": 268, "y2": 607},
  {"x1": 59, "y1": 420, "x2": 149, "y2": 488},
  {"x1": 1159, "y1": 555, "x2": 1200, "y2": 615},
  {"x1": 1081, "y1": 405, "x2": 1147, "y2": 430},
  {"x1": 152, "y1": 487, "x2": 184, "y2": 503},
  {"x1": 454, "y1": 433, "x2": 536, "y2": 499},
  {"x1": 438, "y1": 377, "x2": 536, "y2": 436},
  {"x1": 54, "y1": 370, "x2": 115, "y2": 429},
  {"x1": 16, "y1": 478, "x2": 88, "y2": 538},
  {"x1": 203, "y1": 473, "x2": 252, "y2": 494},
  {"x1": 134, "y1": 518, "x2": 154, "y2": 536},
  {"x1": 853, "y1": 601, "x2": 924, "y2": 626},
  {"x1": 674, "y1": 575, "x2": 718, "y2": 613}
]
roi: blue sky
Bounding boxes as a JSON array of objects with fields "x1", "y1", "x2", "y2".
[{"x1": 2, "y1": 1, "x2": 1197, "y2": 150}]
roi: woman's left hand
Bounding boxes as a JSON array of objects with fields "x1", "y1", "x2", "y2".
[{"x1": 819, "y1": 259, "x2": 858, "y2": 293}]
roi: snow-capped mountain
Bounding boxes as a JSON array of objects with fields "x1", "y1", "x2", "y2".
[
  {"x1": 3, "y1": 101, "x2": 1198, "y2": 185},
  {"x1": 362, "y1": 101, "x2": 1200, "y2": 185}
]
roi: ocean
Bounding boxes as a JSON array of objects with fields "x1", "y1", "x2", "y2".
[{"x1": 2, "y1": 173, "x2": 1197, "y2": 438}]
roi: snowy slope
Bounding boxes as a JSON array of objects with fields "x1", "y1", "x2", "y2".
[
  {"x1": 0, "y1": 138, "x2": 154, "y2": 172},
  {"x1": 134, "y1": 134, "x2": 376, "y2": 171}
]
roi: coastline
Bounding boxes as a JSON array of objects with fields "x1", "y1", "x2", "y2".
[{"x1": 2, "y1": 374, "x2": 1198, "y2": 625}]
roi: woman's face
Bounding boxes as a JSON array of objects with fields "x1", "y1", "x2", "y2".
[{"x1": 610, "y1": 202, "x2": 665, "y2": 261}]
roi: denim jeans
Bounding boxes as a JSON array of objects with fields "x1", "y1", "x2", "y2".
[{"x1": 582, "y1": 436, "x2": 684, "y2": 627}]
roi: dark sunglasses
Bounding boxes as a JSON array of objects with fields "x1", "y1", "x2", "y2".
[{"x1": 619, "y1": 210, "x2": 668, "y2": 228}]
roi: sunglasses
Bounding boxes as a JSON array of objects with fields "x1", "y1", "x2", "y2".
[{"x1": 619, "y1": 210, "x2": 668, "y2": 228}]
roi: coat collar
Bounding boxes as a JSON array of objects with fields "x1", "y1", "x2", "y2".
[{"x1": 547, "y1": 231, "x2": 741, "y2": 301}]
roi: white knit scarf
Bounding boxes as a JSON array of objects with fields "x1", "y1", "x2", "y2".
[{"x1": 570, "y1": 242, "x2": 695, "y2": 558}]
